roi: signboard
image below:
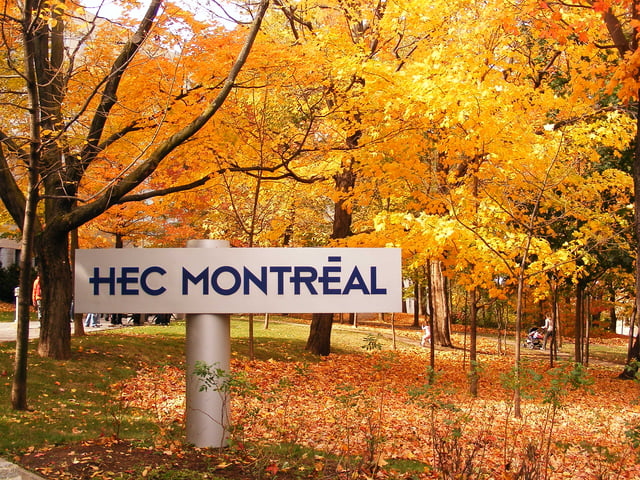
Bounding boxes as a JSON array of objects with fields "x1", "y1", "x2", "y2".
[{"x1": 74, "y1": 247, "x2": 402, "y2": 314}]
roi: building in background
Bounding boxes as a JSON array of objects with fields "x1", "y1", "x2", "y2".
[{"x1": 0, "y1": 239, "x2": 20, "y2": 268}]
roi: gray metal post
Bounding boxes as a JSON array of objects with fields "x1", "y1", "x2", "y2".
[
  {"x1": 14, "y1": 287, "x2": 19, "y2": 323},
  {"x1": 185, "y1": 239, "x2": 231, "y2": 448}
]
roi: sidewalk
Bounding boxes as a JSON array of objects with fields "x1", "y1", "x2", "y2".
[
  {"x1": 0, "y1": 320, "x2": 113, "y2": 343},
  {"x1": 0, "y1": 321, "x2": 41, "y2": 343},
  {"x1": 0, "y1": 458, "x2": 43, "y2": 480}
]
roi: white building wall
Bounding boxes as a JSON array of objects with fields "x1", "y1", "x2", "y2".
[{"x1": 0, "y1": 239, "x2": 20, "y2": 267}]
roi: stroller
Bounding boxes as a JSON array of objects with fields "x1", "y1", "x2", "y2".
[{"x1": 524, "y1": 327, "x2": 543, "y2": 349}]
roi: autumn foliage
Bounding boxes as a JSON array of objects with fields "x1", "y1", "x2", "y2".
[{"x1": 3, "y1": 0, "x2": 640, "y2": 476}]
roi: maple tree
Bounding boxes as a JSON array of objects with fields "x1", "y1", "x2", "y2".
[
  {"x1": 0, "y1": 0, "x2": 271, "y2": 410},
  {"x1": 306, "y1": 0, "x2": 637, "y2": 408},
  {"x1": 507, "y1": 0, "x2": 640, "y2": 366}
]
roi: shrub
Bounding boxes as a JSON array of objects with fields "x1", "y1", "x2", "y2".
[{"x1": 0, "y1": 263, "x2": 19, "y2": 303}]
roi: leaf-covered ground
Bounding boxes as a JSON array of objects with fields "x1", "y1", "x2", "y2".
[{"x1": 18, "y1": 330, "x2": 640, "y2": 480}]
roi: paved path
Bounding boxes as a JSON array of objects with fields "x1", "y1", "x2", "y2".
[
  {"x1": 0, "y1": 321, "x2": 42, "y2": 343},
  {"x1": 0, "y1": 320, "x2": 117, "y2": 343},
  {"x1": 0, "y1": 458, "x2": 43, "y2": 480}
]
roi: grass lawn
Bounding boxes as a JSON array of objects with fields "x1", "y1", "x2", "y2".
[
  {"x1": 0, "y1": 309, "x2": 37, "y2": 322},
  {"x1": 0, "y1": 310, "x2": 17, "y2": 322}
]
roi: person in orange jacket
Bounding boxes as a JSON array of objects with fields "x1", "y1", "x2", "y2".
[{"x1": 32, "y1": 275, "x2": 42, "y2": 321}]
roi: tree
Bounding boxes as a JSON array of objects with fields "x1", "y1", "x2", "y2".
[
  {"x1": 350, "y1": 0, "x2": 634, "y2": 407},
  {"x1": 0, "y1": 0, "x2": 269, "y2": 409},
  {"x1": 506, "y1": 0, "x2": 640, "y2": 372}
]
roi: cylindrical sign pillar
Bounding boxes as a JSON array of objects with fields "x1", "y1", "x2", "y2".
[{"x1": 185, "y1": 239, "x2": 231, "y2": 448}]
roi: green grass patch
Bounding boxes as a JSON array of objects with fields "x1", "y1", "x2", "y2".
[
  {"x1": 0, "y1": 310, "x2": 37, "y2": 322},
  {"x1": 0, "y1": 324, "x2": 187, "y2": 453},
  {"x1": 583, "y1": 343, "x2": 628, "y2": 365},
  {"x1": 231, "y1": 315, "x2": 401, "y2": 361}
]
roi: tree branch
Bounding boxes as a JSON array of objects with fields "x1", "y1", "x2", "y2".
[
  {"x1": 79, "y1": 0, "x2": 163, "y2": 172},
  {"x1": 64, "y1": 0, "x2": 271, "y2": 232}
]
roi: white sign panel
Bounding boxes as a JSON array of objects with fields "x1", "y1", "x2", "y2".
[{"x1": 74, "y1": 248, "x2": 402, "y2": 314}]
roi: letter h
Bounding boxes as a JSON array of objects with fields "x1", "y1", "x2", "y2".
[{"x1": 89, "y1": 267, "x2": 116, "y2": 295}]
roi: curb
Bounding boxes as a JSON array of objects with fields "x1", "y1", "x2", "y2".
[{"x1": 0, "y1": 459, "x2": 44, "y2": 480}]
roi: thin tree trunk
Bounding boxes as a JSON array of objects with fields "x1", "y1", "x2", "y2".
[
  {"x1": 413, "y1": 281, "x2": 420, "y2": 327},
  {"x1": 469, "y1": 287, "x2": 478, "y2": 396},
  {"x1": 11, "y1": 181, "x2": 39, "y2": 409},
  {"x1": 426, "y1": 260, "x2": 435, "y2": 385},
  {"x1": 627, "y1": 309, "x2": 637, "y2": 364},
  {"x1": 585, "y1": 292, "x2": 591, "y2": 366},
  {"x1": 12, "y1": 0, "x2": 43, "y2": 408},
  {"x1": 575, "y1": 282, "x2": 585, "y2": 364},
  {"x1": 391, "y1": 312, "x2": 396, "y2": 350},
  {"x1": 513, "y1": 272, "x2": 525, "y2": 419},
  {"x1": 608, "y1": 285, "x2": 617, "y2": 333},
  {"x1": 248, "y1": 313, "x2": 255, "y2": 361}
]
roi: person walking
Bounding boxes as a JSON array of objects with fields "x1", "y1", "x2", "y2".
[
  {"x1": 420, "y1": 323, "x2": 431, "y2": 347},
  {"x1": 542, "y1": 313, "x2": 554, "y2": 350},
  {"x1": 31, "y1": 275, "x2": 42, "y2": 321},
  {"x1": 84, "y1": 313, "x2": 100, "y2": 328}
]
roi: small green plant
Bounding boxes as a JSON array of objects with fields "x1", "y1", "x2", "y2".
[
  {"x1": 511, "y1": 363, "x2": 593, "y2": 480},
  {"x1": 330, "y1": 381, "x2": 388, "y2": 477},
  {"x1": 362, "y1": 333, "x2": 383, "y2": 351},
  {"x1": 192, "y1": 361, "x2": 261, "y2": 447},
  {"x1": 408, "y1": 372, "x2": 489, "y2": 479}
]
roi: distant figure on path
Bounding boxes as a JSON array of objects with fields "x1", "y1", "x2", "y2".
[
  {"x1": 32, "y1": 275, "x2": 42, "y2": 321},
  {"x1": 421, "y1": 323, "x2": 431, "y2": 347},
  {"x1": 84, "y1": 313, "x2": 100, "y2": 328},
  {"x1": 542, "y1": 313, "x2": 554, "y2": 350}
]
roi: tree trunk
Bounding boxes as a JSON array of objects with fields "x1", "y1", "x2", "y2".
[
  {"x1": 331, "y1": 167, "x2": 355, "y2": 239},
  {"x1": 513, "y1": 272, "x2": 525, "y2": 419},
  {"x1": 11, "y1": 184, "x2": 39, "y2": 410},
  {"x1": 628, "y1": 94, "x2": 640, "y2": 377},
  {"x1": 585, "y1": 292, "x2": 591, "y2": 366},
  {"x1": 430, "y1": 260, "x2": 452, "y2": 347},
  {"x1": 469, "y1": 287, "x2": 478, "y2": 396},
  {"x1": 36, "y1": 231, "x2": 72, "y2": 360},
  {"x1": 575, "y1": 281, "x2": 585, "y2": 364},
  {"x1": 305, "y1": 313, "x2": 334, "y2": 356},
  {"x1": 608, "y1": 285, "x2": 617, "y2": 333},
  {"x1": 11, "y1": 0, "x2": 44, "y2": 409},
  {"x1": 427, "y1": 262, "x2": 436, "y2": 384},
  {"x1": 413, "y1": 281, "x2": 420, "y2": 328},
  {"x1": 306, "y1": 164, "x2": 356, "y2": 356}
]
